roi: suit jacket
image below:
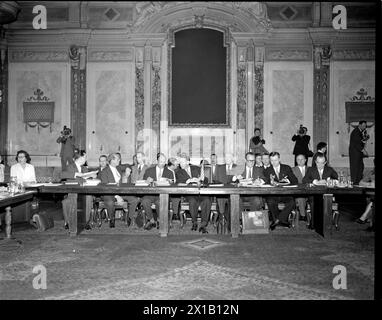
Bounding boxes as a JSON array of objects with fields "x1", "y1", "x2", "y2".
[
  {"x1": 130, "y1": 164, "x2": 149, "y2": 183},
  {"x1": 302, "y1": 166, "x2": 338, "y2": 183},
  {"x1": 98, "y1": 165, "x2": 125, "y2": 184},
  {"x1": 349, "y1": 127, "x2": 364, "y2": 155},
  {"x1": 143, "y1": 166, "x2": 174, "y2": 181},
  {"x1": 241, "y1": 166, "x2": 266, "y2": 181},
  {"x1": 60, "y1": 162, "x2": 88, "y2": 180},
  {"x1": 96, "y1": 165, "x2": 108, "y2": 179},
  {"x1": 175, "y1": 165, "x2": 209, "y2": 184},
  {"x1": 264, "y1": 164, "x2": 298, "y2": 185},
  {"x1": 292, "y1": 165, "x2": 308, "y2": 184},
  {"x1": 212, "y1": 164, "x2": 235, "y2": 184}
]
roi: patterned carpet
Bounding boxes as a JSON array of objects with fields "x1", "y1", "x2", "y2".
[{"x1": 0, "y1": 201, "x2": 375, "y2": 300}]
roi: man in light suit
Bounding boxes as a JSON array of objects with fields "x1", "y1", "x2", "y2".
[
  {"x1": 264, "y1": 152, "x2": 298, "y2": 230},
  {"x1": 292, "y1": 154, "x2": 309, "y2": 221},
  {"x1": 98, "y1": 153, "x2": 140, "y2": 228},
  {"x1": 212, "y1": 153, "x2": 240, "y2": 231},
  {"x1": 130, "y1": 152, "x2": 149, "y2": 183},
  {"x1": 176, "y1": 153, "x2": 211, "y2": 233},
  {"x1": 141, "y1": 153, "x2": 174, "y2": 230},
  {"x1": 302, "y1": 153, "x2": 338, "y2": 184},
  {"x1": 233, "y1": 152, "x2": 265, "y2": 212}
]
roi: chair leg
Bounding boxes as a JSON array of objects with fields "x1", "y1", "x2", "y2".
[{"x1": 333, "y1": 211, "x2": 340, "y2": 230}]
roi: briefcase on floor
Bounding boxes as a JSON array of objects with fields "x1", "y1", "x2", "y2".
[
  {"x1": 32, "y1": 211, "x2": 54, "y2": 232},
  {"x1": 241, "y1": 210, "x2": 269, "y2": 234}
]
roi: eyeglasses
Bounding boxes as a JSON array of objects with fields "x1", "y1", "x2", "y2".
[{"x1": 246, "y1": 159, "x2": 255, "y2": 162}]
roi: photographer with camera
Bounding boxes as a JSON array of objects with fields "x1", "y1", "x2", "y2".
[
  {"x1": 292, "y1": 125, "x2": 312, "y2": 167},
  {"x1": 56, "y1": 125, "x2": 76, "y2": 170},
  {"x1": 349, "y1": 120, "x2": 369, "y2": 184}
]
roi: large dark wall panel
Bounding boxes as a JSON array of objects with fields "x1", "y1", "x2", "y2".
[{"x1": 171, "y1": 28, "x2": 226, "y2": 126}]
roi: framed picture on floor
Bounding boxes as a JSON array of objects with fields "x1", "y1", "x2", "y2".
[{"x1": 241, "y1": 210, "x2": 269, "y2": 234}]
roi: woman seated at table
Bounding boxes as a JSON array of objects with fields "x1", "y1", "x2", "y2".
[{"x1": 10, "y1": 150, "x2": 36, "y2": 184}]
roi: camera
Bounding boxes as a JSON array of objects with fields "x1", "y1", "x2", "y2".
[
  {"x1": 61, "y1": 125, "x2": 71, "y2": 137},
  {"x1": 298, "y1": 125, "x2": 306, "y2": 135}
]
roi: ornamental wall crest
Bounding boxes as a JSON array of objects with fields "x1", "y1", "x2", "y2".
[{"x1": 23, "y1": 89, "x2": 55, "y2": 133}]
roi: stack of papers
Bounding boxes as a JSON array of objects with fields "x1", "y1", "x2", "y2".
[
  {"x1": 135, "y1": 180, "x2": 149, "y2": 186},
  {"x1": 83, "y1": 179, "x2": 101, "y2": 186},
  {"x1": 154, "y1": 181, "x2": 170, "y2": 186},
  {"x1": 209, "y1": 183, "x2": 224, "y2": 187}
]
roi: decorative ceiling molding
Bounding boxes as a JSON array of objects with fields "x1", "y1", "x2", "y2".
[
  {"x1": 132, "y1": 2, "x2": 272, "y2": 34},
  {"x1": 88, "y1": 48, "x2": 134, "y2": 62},
  {"x1": 332, "y1": 48, "x2": 375, "y2": 61},
  {"x1": 265, "y1": 47, "x2": 312, "y2": 61},
  {"x1": 9, "y1": 48, "x2": 68, "y2": 62}
]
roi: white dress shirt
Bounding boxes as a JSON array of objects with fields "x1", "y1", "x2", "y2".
[
  {"x1": 0, "y1": 164, "x2": 5, "y2": 183},
  {"x1": 274, "y1": 165, "x2": 280, "y2": 179},
  {"x1": 10, "y1": 163, "x2": 36, "y2": 183},
  {"x1": 75, "y1": 162, "x2": 82, "y2": 173},
  {"x1": 299, "y1": 165, "x2": 306, "y2": 177},
  {"x1": 110, "y1": 165, "x2": 121, "y2": 183},
  {"x1": 246, "y1": 167, "x2": 253, "y2": 179},
  {"x1": 156, "y1": 166, "x2": 163, "y2": 181},
  {"x1": 318, "y1": 168, "x2": 324, "y2": 180}
]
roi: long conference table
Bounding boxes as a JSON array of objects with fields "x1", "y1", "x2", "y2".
[
  {"x1": 0, "y1": 191, "x2": 37, "y2": 240},
  {"x1": 37, "y1": 183, "x2": 369, "y2": 238}
]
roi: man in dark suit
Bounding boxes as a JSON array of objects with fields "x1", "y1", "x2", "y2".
[
  {"x1": 176, "y1": 153, "x2": 211, "y2": 233},
  {"x1": 98, "y1": 153, "x2": 140, "y2": 228},
  {"x1": 349, "y1": 120, "x2": 367, "y2": 184},
  {"x1": 264, "y1": 152, "x2": 298, "y2": 230},
  {"x1": 96, "y1": 154, "x2": 108, "y2": 178},
  {"x1": 141, "y1": 153, "x2": 174, "y2": 230},
  {"x1": 61, "y1": 151, "x2": 97, "y2": 230},
  {"x1": 167, "y1": 157, "x2": 182, "y2": 227},
  {"x1": 302, "y1": 153, "x2": 338, "y2": 184},
  {"x1": 233, "y1": 152, "x2": 265, "y2": 212}
]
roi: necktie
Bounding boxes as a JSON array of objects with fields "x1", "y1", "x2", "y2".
[
  {"x1": 138, "y1": 165, "x2": 141, "y2": 175},
  {"x1": 301, "y1": 166, "x2": 305, "y2": 177},
  {"x1": 275, "y1": 167, "x2": 279, "y2": 179},
  {"x1": 187, "y1": 167, "x2": 191, "y2": 178},
  {"x1": 319, "y1": 169, "x2": 323, "y2": 180}
]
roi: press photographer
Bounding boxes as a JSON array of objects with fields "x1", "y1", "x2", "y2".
[
  {"x1": 56, "y1": 125, "x2": 76, "y2": 170},
  {"x1": 292, "y1": 125, "x2": 313, "y2": 166}
]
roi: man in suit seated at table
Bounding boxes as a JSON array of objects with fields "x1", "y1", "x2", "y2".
[
  {"x1": 302, "y1": 153, "x2": 338, "y2": 185},
  {"x1": 130, "y1": 152, "x2": 149, "y2": 183},
  {"x1": 167, "y1": 157, "x2": 183, "y2": 227},
  {"x1": 210, "y1": 153, "x2": 240, "y2": 231},
  {"x1": 232, "y1": 152, "x2": 265, "y2": 213},
  {"x1": 98, "y1": 153, "x2": 140, "y2": 228},
  {"x1": 61, "y1": 150, "x2": 97, "y2": 230},
  {"x1": 292, "y1": 154, "x2": 310, "y2": 224},
  {"x1": 263, "y1": 151, "x2": 298, "y2": 230},
  {"x1": 141, "y1": 153, "x2": 174, "y2": 230},
  {"x1": 96, "y1": 154, "x2": 108, "y2": 178},
  {"x1": 176, "y1": 153, "x2": 211, "y2": 233}
]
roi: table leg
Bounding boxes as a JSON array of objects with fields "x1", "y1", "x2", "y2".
[
  {"x1": 5, "y1": 206, "x2": 11, "y2": 239},
  {"x1": 311, "y1": 194, "x2": 324, "y2": 237},
  {"x1": 230, "y1": 194, "x2": 240, "y2": 238},
  {"x1": 159, "y1": 193, "x2": 169, "y2": 237},
  {"x1": 323, "y1": 194, "x2": 333, "y2": 235},
  {"x1": 68, "y1": 193, "x2": 78, "y2": 237}
]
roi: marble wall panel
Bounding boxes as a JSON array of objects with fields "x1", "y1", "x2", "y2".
[
  {"x1": 7, "y1": 63, "x2": 70, "y2": 167},
  {"x1": 87, "y1": 62, "x2": 135, "y2": 166},
  {"x1": 272, "y1": 70, "x2": 304, "y2": 163}
]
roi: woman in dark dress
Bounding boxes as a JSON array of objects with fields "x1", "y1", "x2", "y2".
[{"x1": 249, "y1": 128, "x2": 268, "y2": 155}]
